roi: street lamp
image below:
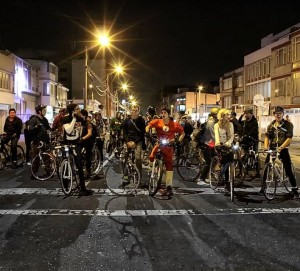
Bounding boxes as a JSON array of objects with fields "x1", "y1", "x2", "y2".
[{"x1": 84, "y1": 33, "x2": 111, "y2": 109}]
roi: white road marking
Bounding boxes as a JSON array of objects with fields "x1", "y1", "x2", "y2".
[
  {"x1": 0, "y1": 207, "x2": 300, "y2": 216},
  {"x1": 0, "y1": 187, "x2": 293, "y2": 196}
]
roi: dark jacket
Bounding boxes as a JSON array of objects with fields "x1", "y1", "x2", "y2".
[
  {"x1": 4, "y1": 116, "x2": 23, "y2": 137},
  {"x1": 29, "y1": 115, "x2": 51, "y2": 143},
  {"x1": 123, "y1": 116, "x2": 146, "y2": 143},
  {"x1": 266, "y1": 119, "x2": 293, "y2": 148},
  {"x1": 238, "y1": 115, "x2": 259, "y2": 140}
]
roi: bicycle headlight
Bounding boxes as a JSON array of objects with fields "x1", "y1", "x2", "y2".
[{"x1": 161, "y1": 139, "x2": 168, "y2": 145}]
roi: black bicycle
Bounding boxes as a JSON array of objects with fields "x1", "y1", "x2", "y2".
[{"x1": 0, "y1": 134, "x2": 25, "y2": 169}]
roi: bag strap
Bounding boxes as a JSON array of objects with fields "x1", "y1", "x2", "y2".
[{"x1": 130, "y1": 119, "x2": 141, "y2": 133}]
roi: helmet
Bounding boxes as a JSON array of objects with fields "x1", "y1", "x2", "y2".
[
  {"x1": 244, "y1": 108, "x2": 253, "y2": 114},
  {"x1": 273, "y1": 106, "x2": 284, "y2": 114},
  {"x1": 35, "y1": 104, "x2": 47, "y2": 112},
  {"x1": 210, "y1": 107, "x2": 219, "y2": 115},
  {"x1": 147, "y1": 106, "x2": 156, "y2": 116}
]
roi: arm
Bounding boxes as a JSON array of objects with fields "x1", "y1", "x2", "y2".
[
  {"x1": 225, "y1": 123, "x2": 234, "y2": 146},
  {"x1": 214, "y1": 123, "x2": 220, "y2": 146},
  {"x1": 82, "y1": 123, "x2": 92, "y2": 141},
  {"x1": 63, "y1": 118, "x2": 76, "y2": 134}
]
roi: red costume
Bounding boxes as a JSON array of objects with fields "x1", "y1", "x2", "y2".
[{"x1": 148, "y1": 119, "x2": 184, "y2": 170}]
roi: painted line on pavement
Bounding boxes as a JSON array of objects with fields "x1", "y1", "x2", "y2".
[
  {"x1": 0, "y1": 207, "x2": 300, "y2": 217},
  {"x1": 0, "y1": 187, "x2": 293, "y2": 196}
]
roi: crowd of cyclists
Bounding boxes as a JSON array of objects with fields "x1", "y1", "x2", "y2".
[{"x1": 1, "y1": 102, "x2": 299, "y2": 199}]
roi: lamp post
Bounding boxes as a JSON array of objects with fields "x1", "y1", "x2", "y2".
[{"x1": 84, "y1": 32, "x2": 110, "y2": 109}]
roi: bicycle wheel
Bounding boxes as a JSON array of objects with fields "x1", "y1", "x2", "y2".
[
  {"x1": 128, "y1": 162, "x2": 141, "y2": 193},
  {"x1": 31, "y1": 153, "x2": 56, "y2": 181},
  {"x1": 16, "y1": 145, "x2": 25, "y2": 166},
  {"x1": 148, "y1": 159, "x2": 163, "y2": 197},
  {"x1": 209, "y1": 156, "x2": 221, "y2": 190},
  {"x1": 91, "y1": 147, "x2": 101, "y2": 175},
  {"x1": 262, "y1": 163, "x2": 277, "y2": 200},
  {"x1": 229, "y1": 163, "x2": 235, "y2": 202},
  {"x1": 59, "y1": 158, "x2": 76, "y2": 195},
  {"x1": 176, "y1": 152, "x2": 201, "y2": 182},
  {"x1": 283, "y1": 163, "x2": 295, "y2": 193}
]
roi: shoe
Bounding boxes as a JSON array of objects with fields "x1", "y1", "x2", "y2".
[
  {"x1": 78, "y1": 189, "x2": 94, "y2": 196},
  {"x1": 27, "y1": 162, "x2": 31, "y2": 166},
  {"x1": 292, "y1": 188, "x2": 300, "y2": 199},
  {"x1": 197, "y1": 179, "x2": 209, "y2": 186},
  {"x1": 11, "y1": 163, "x2": 17, "y2": 169},
  {"x1": 166, "y1": 186, "x2": 174, "y2": 196}
]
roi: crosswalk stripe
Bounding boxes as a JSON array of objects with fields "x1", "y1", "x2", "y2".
[
  {"x1": 0, "y1": 187, "x2": 293, "y2": 196},
  {"x1": 0, "y1": 207, "x2": 300, "y2": 216}
]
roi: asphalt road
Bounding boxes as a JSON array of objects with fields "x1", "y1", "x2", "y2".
[{"x1": 1, "y1": 155, "x2": 300, "y2": 270}]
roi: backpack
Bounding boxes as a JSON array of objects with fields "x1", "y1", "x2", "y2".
[{"x1": 194, "y1": 121, "x2": 207, "y2": 142}]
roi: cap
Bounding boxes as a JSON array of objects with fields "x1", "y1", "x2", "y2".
[
  {"x1": 35, "y1": 104, "x2": 47, "y2": 112},
  {"x1": 244, "y1": 108, "x2": 253, "y2": 114},
  {"x1": 273, "y1": 106, "x2": 284, "y2": 114},
  {"x1": 210, "y1": 107, "x2": 219, "y2": 115}
]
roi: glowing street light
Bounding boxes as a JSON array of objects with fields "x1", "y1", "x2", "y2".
[
  {"x1": 98, "y1": 34, "x2": 110, "y2": 47},
  {"x1": 84, "y1": 32, "x2": 111, "y2": 109}
]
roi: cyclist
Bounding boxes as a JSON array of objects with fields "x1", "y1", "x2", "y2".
[
  {"x1": 238, "y1": 108, "x2": 259, "y2": 149},
  {"x1": 179, "y1": 115, "x2": 194, "y2": 155},
  {"x1": 52, "y1": 108, "x2": 66, "y2": 137},
  {"x1": 146, "y1": 106, "x2": 160, "y2": 123},
  {"x1": 146, "y1": 107, "x2": 184, "y2": 196},
  {"x1": 214, "y1": 108, "x2": 234, "y2": 191},
  {"x1": 2, "y1": 108, "x2": 23, "y2": 169},
  {"x1": 29, "y1": 105, "x2": 51, "y2": 178},
  {"x1": 197, "y1": 107, "x2": 219, "y2": 185},
  {"x1": 108, "y1": 111, "x2": 123, "y2": 155},
  {"x1": 262, "y1": 106, "x2": 299, "y2": 199},
  {"x1": 80, "y1": 109, "x2": 93, "y2": 179},
  {"x1": 62, "y1": 103, "x2": 93, "y2": 196},
  {"x1": 93, "y1": 112, "x2": 106, "y2": 162},
  {"x1": 123, "y1": 104, "x2": 146, "y2": 185}
]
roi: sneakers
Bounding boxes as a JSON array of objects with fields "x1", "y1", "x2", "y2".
[
  {"x1": 197, "y1": 179, "x2": 209, "y2": 186},
  {"x1": 159, "y1": 185, "x2": 173, "y2": 196},
  {"x1": 292, "y1": 188, "x2": 300, "y2": 199},
  {"x1": 26, "y1": 162, "x2": 31, "y2": 166},
  {"x1": 78, "y1": 189, "x2": 94, "y2": 196}
]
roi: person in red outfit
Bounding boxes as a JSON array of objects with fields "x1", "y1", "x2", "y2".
[{"x1": 146, "y1": 107, "x2": 185, "y2": 196}]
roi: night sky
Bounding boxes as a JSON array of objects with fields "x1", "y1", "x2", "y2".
[{"x1": 1, "y1": 0, "x2": 300, "y2": 107}]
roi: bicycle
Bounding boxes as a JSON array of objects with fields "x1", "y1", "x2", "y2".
[
  {"x1": 148, "y1": 139, "x2": 172, "y2": 197},
  {"x1": 119, "y1": 141, "x2": 140, "y2": 194},
  {"x1": 106, "y1": 132, "x2": 123, "y2": 158},
  {"x1": 209, "y1": 145, "x2": 235, "y2": 201},
  {"x1": 176, "y1": 140, "x2": 205, "y2": 182},
  {"x1": 31, "y1": 141, "x2": 56, "y2": 181},
  {"x1": 0, "y1": 134, "x2": 25, "y2": 169},
  {"x1": 90, "y1": 137, "x2": 102, "y2": 176},
  {"x1": 235, "y1": 135, "x2": 262, "y2": 181},
  {"x1": 261, "y1": 149, "x2": 295, "y2": 200},
  {"x1": 57, "y1": 144, "x2": 80, "y2": 196}
]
